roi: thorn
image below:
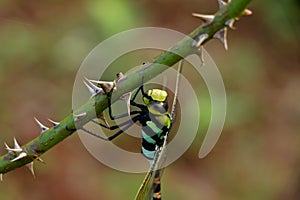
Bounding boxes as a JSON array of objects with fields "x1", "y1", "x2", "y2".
[
  {"x1": 225, "y1": 19, "x2": 235, "y2": 29},
  {"x1": 83, "y1": 80, "x2": 97, "y2": 97},
  {"x1": 4, "y1": 142, "x2": 13, "y2": 154},
  {"x1": 26, "y1": 162, "x2": 35, "y2": 178},
  {"x1": 4, "y1": 141, "x2": 22, "y2": 153},
  {"x1": 48, "y1": 118, "x2": 60, "y2": 126},
  {"x1": 10, "y1": 152, "x2": 27, "y2": 162},
  {"x1": 85, "y1": 78, "x2": 103, "y2": 94},
  {"x1": 194, "y1": 46, "x2": 205, "y2": 66},
  {"x1": 4, "y1": 142, "x2": 8, "y2": 149},
  {"x1": 243, "y1": 8, "x2": 253, "y2": 16},
  {"x1": 192, "y1": 13, "x2": 214, "y2": 24},
  {"x1": 193, "y1": 33, "x2": 209, "y2": 47},
  {"x1": 36, "y1": 157, "x2": 45, "y2": 164},
  {"x1": 88, "y1": 80, "x2": 115, "y2": 93},
  {"x1": 116, "y1": 72, "x2": 125, "y2": 80},
  {"x1": 115, "y1": 72, "x2": 126, "y2": 84},
  {"x1": 83, "y1": 77, "x2": 103, "y2": 97},
  {"x1": 196, "y1": 46, "x2": 205, "y2": 66},
  {"x1": 74, "y1": 112, "x2": 87, "y2": 121},
  {"x1": 97, "y1": 112, "x2": 110, "y2": 128},
  {"x1": 0, "y1": 173, "x2": 2, "y2": 181},
  {"x1": 89, "y1": 80, "x2": 114, "y2": 88},
  {"x1": 217, "y1": 0, "x2": 226, "y2": 8},
  {"x1": 13, "y1": 137, "x2": 22, "y2": 151},
  {"x1": 214, "y1": 28, "x2": 228, "y2": 50},
  {"x1": 120, "y1": 92, "x2": 132, "y2": 117},
  {"x1": 34, "y1": 117, "x2": 49, "y2": 134}
]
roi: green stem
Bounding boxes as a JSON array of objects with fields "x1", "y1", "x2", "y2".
[{"x1": 0, "y1": 0, "x2": 252, "y2": 175}]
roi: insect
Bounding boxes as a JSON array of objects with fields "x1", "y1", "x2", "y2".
[{"x1": 82, "y1": 60, "x2": 183, "y2": 200}]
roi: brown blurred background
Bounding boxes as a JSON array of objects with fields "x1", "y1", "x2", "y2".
[{"x1": 0, "y1": 0, "x2": 299, "y2": 199}]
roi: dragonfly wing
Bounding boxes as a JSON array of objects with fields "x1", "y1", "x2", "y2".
[
  {"x1": 135, "y1": 135, "x2": 168, "y2": 200},
  {"x1": 135, "y1": 170, "x2": 154, "y2": 200}
]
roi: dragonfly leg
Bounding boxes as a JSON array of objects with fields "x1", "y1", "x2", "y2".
[
  {"x1": 81, "y1": 115, "x2": 141, "y2": 141},
  {"x1": 107, "y1": 91, "x2": 145, "y2": 120},
  {"x1": 91, "y1": 111, "x2": 141, "y2": 130}
]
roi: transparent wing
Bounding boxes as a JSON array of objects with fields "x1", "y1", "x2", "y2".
[{"x1": 135, "y1": 135, "x2": 168, "y2": 200}]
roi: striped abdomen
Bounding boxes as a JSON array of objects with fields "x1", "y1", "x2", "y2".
[{"x1": 141, "y1": 117, "x2": 170, "y2": 160}]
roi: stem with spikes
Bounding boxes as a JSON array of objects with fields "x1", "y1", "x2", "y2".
[{"x1": 0, "y1": 0, "x2": 252, "y2": 178}]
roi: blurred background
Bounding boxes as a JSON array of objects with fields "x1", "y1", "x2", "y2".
[{"x1": 0, "y1": 0, "x2": 299, "y2": 199}]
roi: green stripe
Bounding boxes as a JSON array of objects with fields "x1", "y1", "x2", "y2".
[
  {"x1": 146, "y1": 121, "x2": 163, "y2": 136},
  {"x1": 142, "y1": 130, "x2": 156, "y2": 144},
  {"x1": 142, "y1": 147, "x2": 155, "y2": 159}
]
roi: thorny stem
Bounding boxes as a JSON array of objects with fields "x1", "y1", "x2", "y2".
[{"x1": 0, "y1": 0, "x2": 252, "y2": 175}]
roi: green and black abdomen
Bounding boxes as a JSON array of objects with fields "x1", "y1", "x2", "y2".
[{"x1": 141, "y1": 114, "x2": 171, "y2": 160}]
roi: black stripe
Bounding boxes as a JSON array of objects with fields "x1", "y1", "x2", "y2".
[
  {"x1": 142, "y1": 138, "x2": 156, "y2": 151},
  {"x1": 141, "y1": 124, "x2": 169, "y2": 153},
  {"x1": 153, "y1": 177, "x2": 162, "y2": 200}
]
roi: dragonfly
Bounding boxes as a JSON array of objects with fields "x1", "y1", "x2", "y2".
[{"x1": 82, "y1": 60, "x2": 183, "y2": 200}]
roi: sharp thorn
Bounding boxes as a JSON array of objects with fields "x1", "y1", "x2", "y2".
[
  {"x1": 48, "y1": 118, "x2": 60, "y2": 126},
  {"x1": 243, "y1": 8, "x2": 253, "y2": 16},
  {"x1": 7, "y1": 148, "x2": 23, "y2": 153},
  {"x1": 193, "y1": 33, "x2": 209, "y2": 47},
  {"x1": 194, "y1": 46, "x2": 205, "y2": 66},
  {"x1": 116, "y1": 72, "x2": 126, "y2": 83},
  {"x1": 217, "y1": 0, "x2": 226, "y2": 8},
  {"x1": 88, "y1": 80, "x2": 114, "y2": 87},
  {"x1": 84, "y1": 77, "x2": 104, "y2": 94},
  {"x1": 196, "y1": 46, "x2": 205, "y2": 66},
  {"x1": 74, "y1": 112, "x2": 87, "y2": 121},
  {"x1": 34, "y1": 117, "x2": 49, "y2": 134},
  {"x1": 98, "y1": 112, "x2": 110, "y2": 128},
  {"x1": 26, "y1": 162, "x2": 35, "y2": 178},
  {"x1": 226, "y1": 19, "x2": 235, "y2": 29},
  {"x1": 88, "y1": 80, "x2": 115, "y2": 93},
  {"x1": 120, "y1": 92, "x2": 132, "y2": 117},
  {"x1": 214, "y1": 28, "x2": 228, "y2": 50},
  {"x1": 4, "y1": 142, "x2": 13, "y2": 154},
  {"x1": 192, "y1": 13, "x2": 214, "y2": 24},
  {"x1": 4, "y1": 142, "x2": 22, "y2": 153},
  {"x1": 83, "y1": 80, "x2": 97, "y2": 97},
  {"x1": 36, "y1": 157, "x2": 45, "y2": 164},
  {"x1": 10, "y1": 152, "x2": 27, "y2": 162},
  {"x1": 13, "y1": 137, "x2": 22, "y2": 150},
  {"x1": 5, "y1": 138, "x2": 23, "y2": 153}
]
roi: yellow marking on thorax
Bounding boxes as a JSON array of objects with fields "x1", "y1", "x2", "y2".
[{"x1": 154, "y1": 114, "x2": 171, "y2": 128}]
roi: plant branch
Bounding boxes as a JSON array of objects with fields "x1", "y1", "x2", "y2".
[{"x1": 0, "y1": 0, "x2": 252, "y2": 176}]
